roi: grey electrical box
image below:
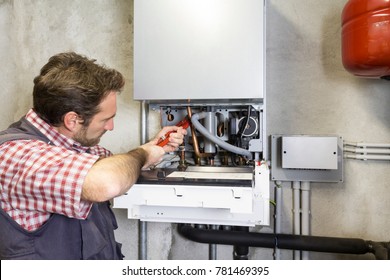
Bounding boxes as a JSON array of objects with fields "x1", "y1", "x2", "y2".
[
  {"x1": 271, "y1": 135, "x2": 343, "y2": 182},
  {"x1": 282, "y1": 136, "x2": 338, "y2": 170}
]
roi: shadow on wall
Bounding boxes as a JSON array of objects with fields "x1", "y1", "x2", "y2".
[
  {"x1": 266, "y1": 2, "x2": 329, "y2": 135},
  {"x1": 0, "y1": 0, "x2": 11, "y2": 6},
  {"x1": 321, "y1": 4, "x2": 346, "y2": 82}
]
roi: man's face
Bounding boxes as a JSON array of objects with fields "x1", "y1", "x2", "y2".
[{"x1": 74, "y1": 91, "x2": 117, "y2": 147}]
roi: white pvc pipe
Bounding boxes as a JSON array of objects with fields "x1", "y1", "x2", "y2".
[
  {"x1": 301, "y1": 181, "x2": 311, "y2": 260},
  {"x1": 292, "y1": 181, "x2": 301, "y2": 260},
  {"x1": 345, "y1": 154, "x2": 390, "y2": 160},
  {"x1": 344, "y1": 142, "x2": 390, "y2": 148},
  {"x1": 344, "y1": 147, "x2": 390, "y2": 155}
]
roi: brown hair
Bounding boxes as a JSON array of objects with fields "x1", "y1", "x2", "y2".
[{"x1": 33, "y1": 52, "x2": 125, "y2": 126}]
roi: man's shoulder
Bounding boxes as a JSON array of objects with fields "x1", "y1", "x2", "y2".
[{"x1": 0, "y1": 116, "x2": 49, "y2": 145}]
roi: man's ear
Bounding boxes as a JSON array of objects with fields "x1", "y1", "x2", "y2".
[{"x1": 62, "y1": 111, "x2": 81, "y2": 132}]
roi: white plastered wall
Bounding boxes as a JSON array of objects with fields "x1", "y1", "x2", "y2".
[{"x1": 0, "y1": 0, "x2": 388, "y2": 260}]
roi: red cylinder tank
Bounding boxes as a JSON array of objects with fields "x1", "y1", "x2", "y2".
[{"x1": 341, "y1": 0, "x2": 390, "y2": 79}]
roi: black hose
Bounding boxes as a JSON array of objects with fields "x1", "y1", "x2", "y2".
[{"x1": 178, "y1": 224, "x2": 388, "y2": 259}]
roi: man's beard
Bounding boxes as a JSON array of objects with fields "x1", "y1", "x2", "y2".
[{"x1": 74, "y1": 126, "x2": 105, "y2": 147}]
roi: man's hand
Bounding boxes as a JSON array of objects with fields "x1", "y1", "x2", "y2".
[
  {"x1": 152, "y1": 126, "x2": 187, "y2": 153},
  {"x1": 140, "y1": 126, "x2": 187, "y2": 169},
  {"x1": 139, "y1": 142, "x2": 165, "y2": 169}
]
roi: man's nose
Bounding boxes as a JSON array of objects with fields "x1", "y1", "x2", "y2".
[{"x1": 105, "y1": 119, "x2": 114, "y2": 131}]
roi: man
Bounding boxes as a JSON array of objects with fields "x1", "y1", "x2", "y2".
[{"x1": 0, "y1": 52, "x2": 186, "y2": 259}]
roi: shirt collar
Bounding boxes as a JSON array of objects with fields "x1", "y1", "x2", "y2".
[{"x1": 26, "y1": 109, "x2": 91, "y2": 153}]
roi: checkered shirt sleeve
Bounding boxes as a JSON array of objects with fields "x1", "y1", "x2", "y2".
[{"x1": 0, "y1": 140, "x2": 100, "y2": 231}]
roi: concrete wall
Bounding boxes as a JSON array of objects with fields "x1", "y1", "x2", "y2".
[{"x1": 0, "y1": 0, "x2": 388, "y2": 260}]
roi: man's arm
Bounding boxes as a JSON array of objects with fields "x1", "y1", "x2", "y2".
[{"x1": 81, "y1": 126, "x2": 186, "y2": 202}]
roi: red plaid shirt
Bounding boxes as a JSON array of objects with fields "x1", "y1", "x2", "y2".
[{"x1": 0, "y1": 109, "x2": 112, "y2": 231}]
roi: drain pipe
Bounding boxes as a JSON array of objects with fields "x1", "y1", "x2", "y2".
[{"x1": 178, "y1": 224, "x2": 389, "y2": 259}]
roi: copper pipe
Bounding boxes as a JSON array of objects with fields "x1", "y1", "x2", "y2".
[{"x1": 187, "y1": 106, "x2": 214, "y2": 165}]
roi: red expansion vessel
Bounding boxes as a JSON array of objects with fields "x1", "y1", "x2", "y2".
[{"x1": 342, "y1": 0, "x2": 390, "y2": 79}]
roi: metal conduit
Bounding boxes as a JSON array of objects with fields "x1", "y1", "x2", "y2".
[{"x1": 139, "y1": 101, "x2": 148, "y2": 260}]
